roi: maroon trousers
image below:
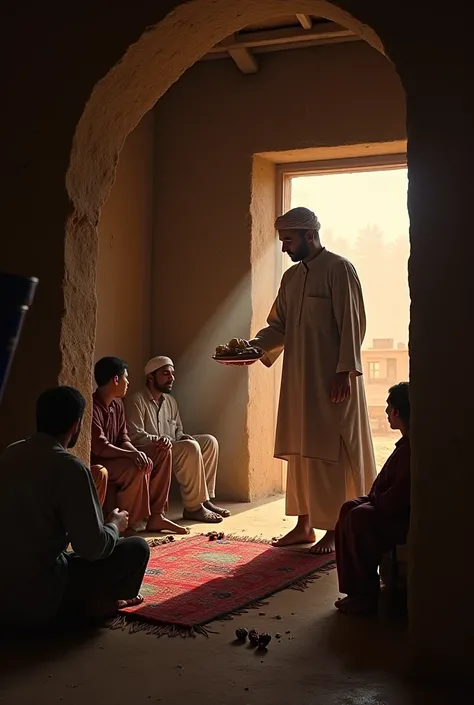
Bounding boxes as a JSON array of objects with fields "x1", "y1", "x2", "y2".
[{"x1": 335, "y1": 497, "x2": 409, "y2": 598}]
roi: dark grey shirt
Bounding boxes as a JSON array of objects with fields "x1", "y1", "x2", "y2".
[{"x1": 0, "y1": 433, "x2": 118, "y2": 625}]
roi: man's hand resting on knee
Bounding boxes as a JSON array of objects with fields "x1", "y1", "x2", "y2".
[
  {"x1": 153, "y1": 436, "x2": 172, "y2": 450},
  {"x1": 107, "y1": 508, "x2": 129, "y2": 534},
  {"x1": 129, "y1": 449, "x2": 153, "y2": 473}
]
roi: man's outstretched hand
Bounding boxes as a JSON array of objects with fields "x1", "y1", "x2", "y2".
[{"x1": 331, "y1": 372, "x2": 351, "y2": 403}]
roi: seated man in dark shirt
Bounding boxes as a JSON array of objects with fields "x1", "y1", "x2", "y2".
[
  {"x1": 335, "y1": 382, "x2": 410, "y2": 615},
  {"x1": 0, "y1": 386, "x2": 150, "y2": 627}
]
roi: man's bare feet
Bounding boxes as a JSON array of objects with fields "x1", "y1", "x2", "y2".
[
  {"x1": 118, "y1": 594, "x2": 144, "y2": 610},
  {"x1": 272, "y1": 525, "x2": 316, "y2": 547},
  {"x1": 88, "y1": 594, "x2": 145, "y2": 619},
  {"x1": 146, "y1": 514, "x2": 190, "y2": 534},
  {"x1": 183, "y1": 506, "x2": 223, "y2": 523},
  {"x1": 203, "y1": 500, "x2": 231, "y2": 518},
  {"x1": 334, "y1": 595, "x2": 377, "y2": 615},
  {"x1": 309, "y1": 530, "x2": 335, "y2": 555}
]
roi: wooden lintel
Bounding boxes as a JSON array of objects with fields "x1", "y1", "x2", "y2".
[
  {"x1": 228, "y1": 47, "x2": 258, "y2": 74},
  {"x1": 296, "y1": 14, "x2": 313, "y2": 30},
  {"x1": 211, "y1": 22, "x2": 353, "y2": 53}
]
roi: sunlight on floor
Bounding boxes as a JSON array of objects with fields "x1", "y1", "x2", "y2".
[
  {"x1": 2, "y1": 436, "x2": 460, "y2": 705},
  {"x1": 146, "y1": 435, "x2": 397, "y2": 545}
]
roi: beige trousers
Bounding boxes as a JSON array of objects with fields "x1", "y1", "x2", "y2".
[
  {"x1": 172, "y1": 434, "x2": 218, "y2": 510},
  {"x1": 285, "y1": 442, "x2": 358, "y2": 531}
]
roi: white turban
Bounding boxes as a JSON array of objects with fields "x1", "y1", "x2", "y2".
[
  {"x1": 275, "y1": 207, "x2": 321, "y2": 232},
  {"x1": 144, "y1": 356, "x2": 174, "y2": 376}
]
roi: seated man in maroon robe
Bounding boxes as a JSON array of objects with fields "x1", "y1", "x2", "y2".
[{"x1": 334, "y1": 381, "x2": 410, "y2": 615}]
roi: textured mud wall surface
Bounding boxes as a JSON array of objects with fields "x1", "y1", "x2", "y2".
[
  {"x1": 152, "y1": 40, "x2": 404, "y2": 499},
  {"x1": 1, "y1": 0, "x2": 472, "y2": 677},
  {"x1": 95, "y1": 114, "x2": 154, "y2": 390}
]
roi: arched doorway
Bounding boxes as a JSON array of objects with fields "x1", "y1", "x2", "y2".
[
  {"x1": 64, "y1": 0, "x2": 388, "y2": 461},
  {"x1": 64, "y1": 2, "x2": 396, "y2": 508},
  {"x1": 59, "y1": 0, "x2": 474, "y2": 681}
]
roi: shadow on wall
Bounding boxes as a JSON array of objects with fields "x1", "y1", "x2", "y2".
[{"x1": 172, "y1": 273, "x2": 253, "y2": 501}]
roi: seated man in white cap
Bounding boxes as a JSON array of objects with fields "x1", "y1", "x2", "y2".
[{"x1": 124, "y1": 356, "x2": 229, "y2": 523}]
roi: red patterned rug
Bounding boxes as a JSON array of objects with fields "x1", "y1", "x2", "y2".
[{"x1": 109, "y1": 534, "x2": 335, "y2": 637}]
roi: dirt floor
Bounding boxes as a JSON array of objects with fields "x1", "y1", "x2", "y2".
[{"x1": 0, "y1": 477, "x2": 466, "y2": 704}]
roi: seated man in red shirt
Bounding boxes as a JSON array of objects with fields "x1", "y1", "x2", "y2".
[
  {"x1": 335, "y1": 381, "x2": 410, "y2": 615},
  {"x1": 91, "y1": 356, "x2": 187, "y2": 535}
]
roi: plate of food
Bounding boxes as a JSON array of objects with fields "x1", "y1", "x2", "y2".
[{"x1": 213, "y1": 338, "x2": 264, "y2": 366}]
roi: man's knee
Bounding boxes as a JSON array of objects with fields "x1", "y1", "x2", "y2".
[
  {"x1": 177, "y1": 439, "x2": 201, "y2": 458},
  {"x1": 338, "y1": 499, "x2": 360, "y2": 523},
  {"x1": 91, "y1": 465, "x2": 108, "y2": 482},
  {"x1": 345, "y1": 502, "x2": 377, "y2": 532},
  {"x1": 201, "y1": 434, "x2": 218, "y2": 451},
  {"x1": 149, "y1": 444, "x2": 172, "y2": 465},
  {"x1": 119, "y1": 536, "x2": 150, "y2": 565}
]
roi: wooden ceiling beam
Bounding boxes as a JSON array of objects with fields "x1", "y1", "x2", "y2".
[
  {"x1": 228, "y1": 47, "x2": 259, "y2": 74},
  {"x1": 210, "y1": 22, "x2": 354, "y2": 53},
  {"x1": 296, "y1": 14, "x2": 313, "y2": 30}
]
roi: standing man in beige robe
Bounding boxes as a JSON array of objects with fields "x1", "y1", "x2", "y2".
[
  {"x1": 124, "y1": 356, "x2": 229, "y2": 523},
  {"x1": 249, "y1": 207, "x2": 376, "y2": 554}
]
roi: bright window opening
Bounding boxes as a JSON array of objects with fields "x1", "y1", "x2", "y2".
[{"x1": 280, "y1": 161, "x2": 409, "y2": 466}]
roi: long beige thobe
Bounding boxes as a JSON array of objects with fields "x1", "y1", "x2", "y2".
[
  {"x1": 124, "y1": 389, "x2": 218, "y2": 510},
  {"x1": 252, "y1": 248, "x2": 376, "y2": 530}
]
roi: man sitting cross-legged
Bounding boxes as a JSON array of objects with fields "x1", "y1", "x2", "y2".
[
  {"x1": 335, "y1": 382, "x2": 411, "y2": 616},
  {"x1": 124, "y1": 355, "x2": 229, "y2": 523},
  {"x1": 91, "y1": 356, "x2": 187, "y2": 535},
  {"x1": 0, "y1": 386, "x2": 150, "y2": 628}
]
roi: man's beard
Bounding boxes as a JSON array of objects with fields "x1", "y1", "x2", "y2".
[
  {"x1": 288, "y1": 240, "x2": 310, "y2": 262},
  {"x1": 153, "y1": 380, "x2": 173, "y2": 394}
]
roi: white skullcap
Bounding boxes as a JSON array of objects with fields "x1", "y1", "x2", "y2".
[
  {"x1": 275, "y1": 207, "x2": 321, "y2": 232},
  {"x1": 144, "y1": 356, "x2": 174, "y2": 376}
]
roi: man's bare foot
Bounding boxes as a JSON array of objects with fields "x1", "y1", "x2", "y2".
[
  {"x1": 88, "y1": 594, "x2": 144, "y2": 619},
  {"x1": 334, "y1": 595, "x2": 377, "y2": 615},
  {"x1": 309, "y1": 530, "x2": 335, "y2": 555},
  {"x1": 203, "y1": 500, "x2": 231, "y2": 518},
  {"x1": 146, "y1": 514, "x2": 190, "y2": 534},
  {"x1": 183, "y1": 506, "x2": 223, "y2": 523},
  {"x1": 272, "y1": 526, "x2": 316, "y2": 547},
  {"x1": 118, "y1": 594, "x2": 144, "y2": 610}
]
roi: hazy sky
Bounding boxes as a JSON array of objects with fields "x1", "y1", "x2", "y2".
[
  {"x1": 290, "y1": 167, "x2": 409, "y2": 243},
  {"x1": 289, "y1": 167, "x2": 410, "y2": 346}
]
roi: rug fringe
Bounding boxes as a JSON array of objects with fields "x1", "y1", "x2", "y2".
[
  {"x1": 111, "y1": 535, "x2": 336, "y2": 638},
  {"x1": 147, "y1": 536, "x2": 177, "y2": 548},
  {"x1": 221, "y1": 533, "x2": 273, "y2": 545},
  {"x1": 216, "y1": 599, "x2": 270, "y2": 620},
  {"x1": 287, "y1": 561, "x2": 336, "y2": 591},
  {"x1": 107, "y1": 614, "x2": 217, "y2": 638},
  {"x1": 213, "y1": 560, "x2": 336, "y2": 618}
]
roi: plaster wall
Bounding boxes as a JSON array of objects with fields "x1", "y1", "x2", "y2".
[
  {"x1": 95, "y1": 113, "x2": 154, "y2": 390},
  {"x1": 152, "y1": 41, "x2": 405, "y2": 499},
  {"x1": 2, "y1": 0, "x2": 472, "y2": 679}
]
